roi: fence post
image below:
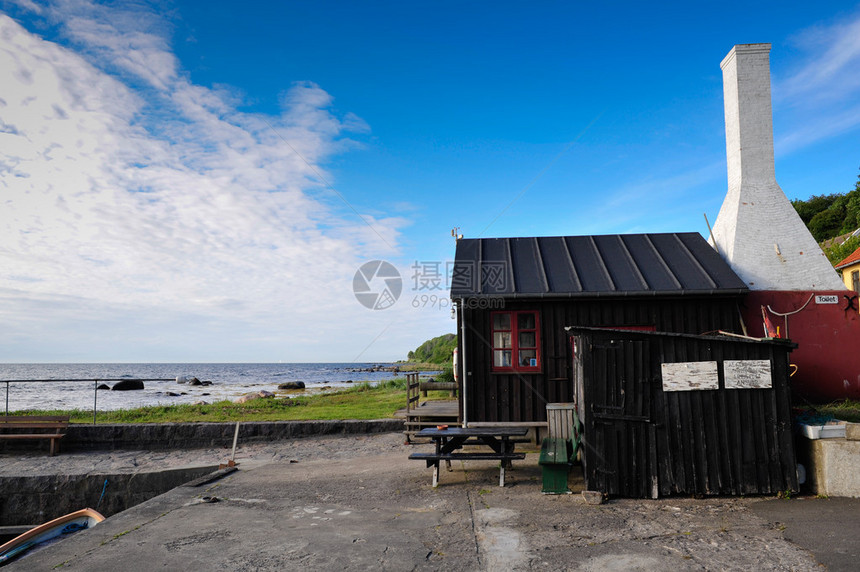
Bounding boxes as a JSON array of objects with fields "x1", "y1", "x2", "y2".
[{"x1": 93, "y1": 380, "x2": 98, "y2": 425}]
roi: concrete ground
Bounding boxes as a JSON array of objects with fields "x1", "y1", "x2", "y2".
[{"x1": 2, "y1": 432, "x2": 857, "y2": 571}]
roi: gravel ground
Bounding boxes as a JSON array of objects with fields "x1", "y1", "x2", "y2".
[
  {"x1": 0, "y1": 432, "x2": 408, "y2": 477},
  {"x1": 1, "y1": 432, "x2": 828, "y2": 570}
]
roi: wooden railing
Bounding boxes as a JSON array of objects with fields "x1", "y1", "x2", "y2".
[{"x1": 406, "y1": 372, "x2": 420, "y2": 413}]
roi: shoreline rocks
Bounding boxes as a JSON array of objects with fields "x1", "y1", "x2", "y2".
[
  {"x1": 176, "y1": 376, "x2": 213, "y2": 387},
  {"x1": 278, "y1": 381, "x2": 306, "y2": 390},
  {"x1": 112, "y1": 379, "x2": 144, "y2": 391}
]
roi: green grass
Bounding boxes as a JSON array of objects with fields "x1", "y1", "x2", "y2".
[
  {"x1": 392, "y1": 362, "x2": 446, "y2": 372},
  {"x1": 9, "y1": 378, "x2": 444, "y2": 424},
  {"x1": 811, "y1": 399, "x2": 860, "y2": 423}
]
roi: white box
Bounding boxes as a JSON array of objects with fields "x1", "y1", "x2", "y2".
[{"x1": 798, "y1": 421, "x2": 847, "y2": 439}]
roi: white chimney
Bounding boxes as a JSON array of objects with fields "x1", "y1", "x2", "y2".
[{"x1": 710, "y1": 44, "x2": 845, "y2": 291}]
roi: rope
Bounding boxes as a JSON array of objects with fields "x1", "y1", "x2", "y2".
[
  {"x1": 97, "y1": 478, "x2": 108, "y2": 509},
  {"x1": 766, "y1": 293, "x2": 815, "y2": 317},
  {"x1": 765, "y1": 293, "x2": 815, "y2": 339}
]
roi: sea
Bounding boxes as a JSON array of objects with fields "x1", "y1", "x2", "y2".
[{"x1": 0, "y1": 363, "x2": 429, "y2": 413}]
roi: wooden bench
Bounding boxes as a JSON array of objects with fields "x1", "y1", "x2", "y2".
[
  {"x1": 418, "y1": 381, "x2": 457, "y2": 398},
  {"x1": 0, "y1": 415, "x2": 69, "y2": 456}
]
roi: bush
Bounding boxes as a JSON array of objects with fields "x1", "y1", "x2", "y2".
[{"x1": 436, "y1": 367, "x2": 455, "y2": 384}]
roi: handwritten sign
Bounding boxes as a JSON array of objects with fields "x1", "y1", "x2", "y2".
[
  {"x1": 724, "y1": 360, "x2": 772, "y2": 389},
  {"x1": 816, "y1": 295, "x2": 839, "y2": 304},
  {"x1": 661, "y1": 362, "x2": 718, "y2": 392}
]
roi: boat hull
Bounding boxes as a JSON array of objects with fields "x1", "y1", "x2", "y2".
[{"x1": 0, "y1": 508, "x2": 105, "y2": 565}]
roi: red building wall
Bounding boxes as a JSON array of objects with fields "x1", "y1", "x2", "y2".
[{"x1": 741, "y1": 290, "x2": 860, "y2": 402}]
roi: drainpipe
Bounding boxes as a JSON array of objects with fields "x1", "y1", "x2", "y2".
[{"x1": 458, "y1": 298, "x2": 469, "y2": 427}]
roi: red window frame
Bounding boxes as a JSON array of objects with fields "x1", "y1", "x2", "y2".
[{"x1": 491, "y1": 310, "x2": 541, "y2": 372}]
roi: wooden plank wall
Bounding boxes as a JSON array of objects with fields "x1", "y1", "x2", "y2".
[
  {"x1": 575, "y1": 329, "x2": 797, "y2": 498},
  {"x1": 460, "y1": 296, "x2": 744, "y2": 424}
]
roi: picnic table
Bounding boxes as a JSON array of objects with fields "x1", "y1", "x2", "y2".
[{"x1": 408, "y1": 426, "x2": 527, "y2": 487}]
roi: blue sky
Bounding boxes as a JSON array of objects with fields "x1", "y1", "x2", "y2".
[{"x1": 1, "y1": 0, "x2": 859, "y2": 362}]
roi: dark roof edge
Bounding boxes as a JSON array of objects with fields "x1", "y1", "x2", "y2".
[
  {"x1": 450, "y1": 288, "x2": 749, "y2": 299},
  {"x1": 564, "y1": 325, "x2": 798, "y2": 348}
]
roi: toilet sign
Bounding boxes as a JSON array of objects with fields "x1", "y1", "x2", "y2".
[{"x1": 815, "y1": 295, "x2": 838, "y2": 304}]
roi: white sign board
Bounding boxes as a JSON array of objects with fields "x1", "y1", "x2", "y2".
[
  {"x1": 661, "y1": 362, "x2": 719, "y2": 392},
  {"x1": 816, "y1": 295, "x2": 839, "y2": 304},
  {"x1": 724, "y1": 360, "x2": 772, "y2": 389}
]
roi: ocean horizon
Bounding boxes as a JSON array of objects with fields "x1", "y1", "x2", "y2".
[{"x1": 0, "y1": 362, "x2": 433, "y2": 413}]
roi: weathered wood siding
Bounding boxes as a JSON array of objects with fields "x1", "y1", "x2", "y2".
[
  {"x1": 459, "y1": 296, "x2": 744, "y2": 424},
  {"x1": 572, "y1": 328, "x2": 797, "y2": 498}
]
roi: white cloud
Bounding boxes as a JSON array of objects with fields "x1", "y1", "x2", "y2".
[
  {"x1": 779, "y1": 12, "x2": 860, "y2": 104},
  {"x1": 0, "y1": 5, "x2": 423, "y2": 361},
  {"x1": 774, "y1": 10, "x2": 860, "y2": 153}
]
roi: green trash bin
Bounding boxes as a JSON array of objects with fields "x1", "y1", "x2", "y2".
[
  {"x1": 539, "y1": 404, "x2": 581, "y2": 494},
  {"x1": 539, "y1": 437, "x2": 572, "y2": 494}
]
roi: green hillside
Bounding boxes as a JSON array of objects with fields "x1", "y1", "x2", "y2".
[
  {"x1": 791, "y1": 169, "x2": 860, "y2": 263},
  {"x1": 407, "y1": 333, "x2": 457, "y2": 364}
]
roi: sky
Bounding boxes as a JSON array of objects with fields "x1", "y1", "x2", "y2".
[{"x1": 1, "y1": 1, "x2": 859, "y2": 363}]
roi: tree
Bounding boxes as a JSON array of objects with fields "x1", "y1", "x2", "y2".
[
  {"x1": 792, "y1": 193, "x2": 840, "y2": 225},
  {"x1": 808, "y1": 207, "x2": 845, "y2": 242},
  {"x1": 407, "y1": 333, "x2": 457, "y2": 364},
  {"x1": 791, "y1": 168, "x2": 860, "y2": 242},
  {"x1": 825, "y1": 235, "x2": 860, "y2": 266}
]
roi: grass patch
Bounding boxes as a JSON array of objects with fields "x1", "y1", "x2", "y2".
[
  {"x1": 799, "y1": 399, "x2": 860, "y2": 423},
  {"x1": 393, "y1": 362, "x2": 446, "y2": 372},
  {"x1": 8, "y1": 378, "x2": 447, "y2": 424}
]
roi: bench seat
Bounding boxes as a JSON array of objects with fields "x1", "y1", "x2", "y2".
[
  {"x1": 408, "y1": 451, "x2": 526, "y2": 487},
  {"x1": 0, "y1": 415, "x2": 69, "y2": 456},
  {"x1": 408, "y1": 451, "x2": 526, "y2": 463}
]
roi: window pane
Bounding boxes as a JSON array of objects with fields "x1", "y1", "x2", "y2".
[
  {"x1": 518, "y1": 349, "x2": 537, "y2": 367},
  {"x1": 519, "y1": 331, "x2": 535, "y2": 348},
  {"x1": 493, "y1": 313, "x2": 511, "y2": 330},
  {"x1": 517, "y1": 312, "x2": 535, "y2": 330},
  {"x1": 494, "y1": 350, "x2": 512, "y2": 367},
  {"x1": 493, "y1": 332, "x2": 512, "y2": 348}
]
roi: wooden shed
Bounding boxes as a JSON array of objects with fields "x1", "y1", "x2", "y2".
[
  {"x1": 450, "y1": 232, "x2": 750, "y2": 429},
  {"x1": 568, "y1": 326, "x2": 797, "y2": 498}
]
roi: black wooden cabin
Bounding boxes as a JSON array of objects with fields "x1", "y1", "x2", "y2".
[
  {"x1": 568, "y1": 326, "x2": 797, "y2": 498},
  {"x1": 450, "y1": 232, "x2": 750, "y2": 428}
]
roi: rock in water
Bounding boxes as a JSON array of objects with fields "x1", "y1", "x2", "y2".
[
  {"x1": 96, "y1": 383, "x2": 110, "y2": 390},
  {"x1": 278, "y1": 381, "x2": 306, "y2": 390},
  {"x1": 112, "y1": 379, "x2": 144, "y2": 391}
]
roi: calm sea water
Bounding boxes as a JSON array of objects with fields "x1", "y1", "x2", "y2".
[{"x1": 0, "y1": 363, "x2": 425, "y2": 413}]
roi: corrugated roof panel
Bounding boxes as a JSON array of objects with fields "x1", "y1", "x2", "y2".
[
  {"x1": 620, "y1": 234, "x2": 682, "y2": 291},
  {"x1": 477, "y1": 238, "x2": 515, "y2": 295},
  {"x1": 450, "y1": 232, "x2": 747, "y2": 298},
  {"x1": 593, "y1": 235, "x2": 650, "y2": 292},
  {"x1": 567, "y1": 236, "x2": 616, "y2": 292},
  {"x1": 536, "y1": 236, "x2": 582, "y2": 293},
  {"x1": 650, "y1": 233, "x2": 717, "y2": 290},
  {"x1": 510, "y1": 238, "x2": 548, "y2": 293},
  {"x1": 677, "y1": 233, "x2": 749, "y2": 289},
  {"x1": 451, "y1": 239, "x2": 480, "y2": 296}
]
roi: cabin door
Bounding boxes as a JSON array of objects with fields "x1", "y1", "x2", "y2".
[{"x1": 581, "y1": 337, "x2": 655, "y2": 498}]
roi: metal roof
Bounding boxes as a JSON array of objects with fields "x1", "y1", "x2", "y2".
[{"x1": 450, "y1": 233, "x2": 748, "y2": 298}]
